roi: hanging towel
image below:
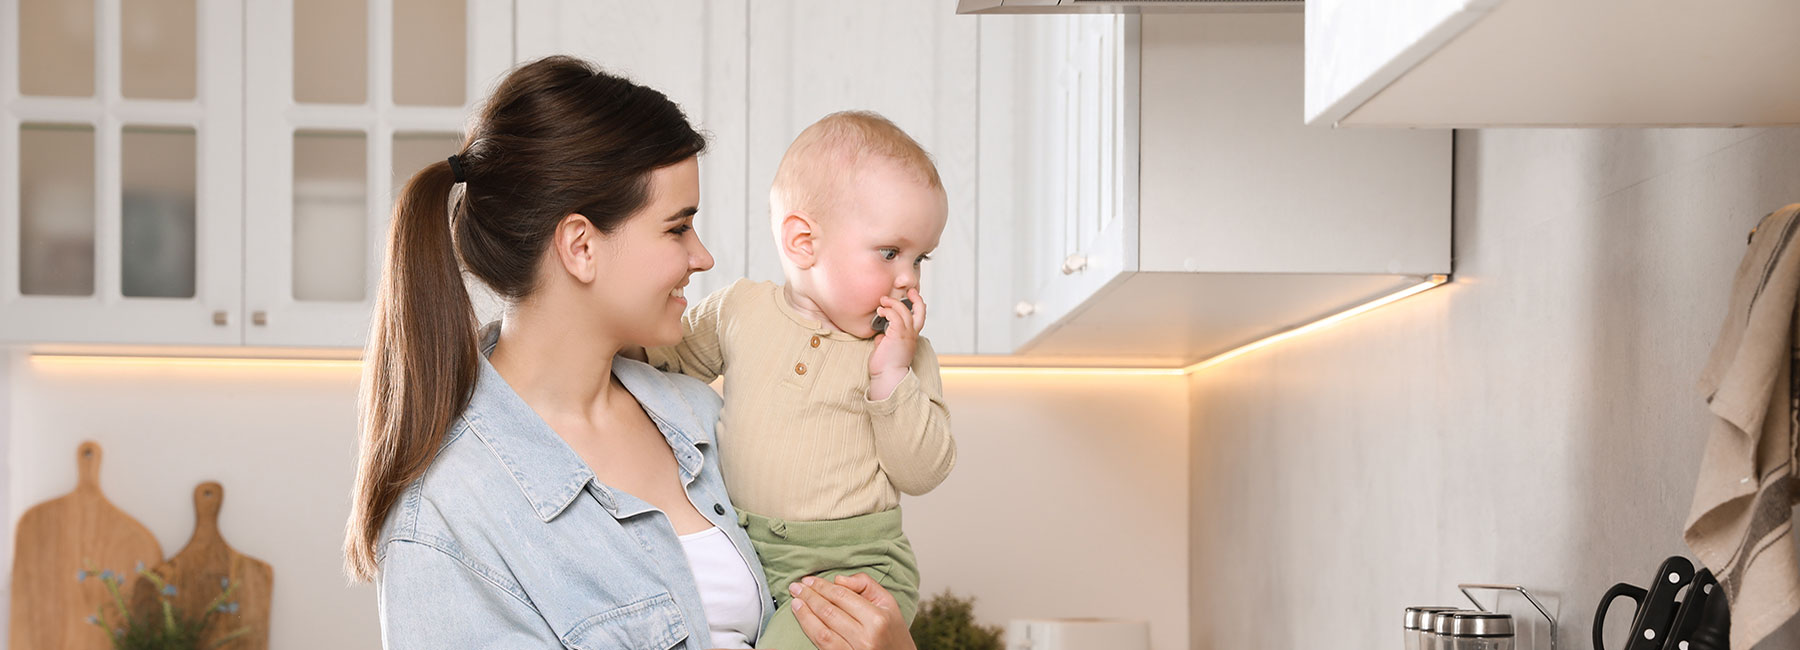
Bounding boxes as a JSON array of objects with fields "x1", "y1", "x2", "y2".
[{"x1": 1686, "y1": 203, "x2": 1800, "y2": 649}]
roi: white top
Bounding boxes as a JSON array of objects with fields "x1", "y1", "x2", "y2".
[{"x1": 678, "y1": 525, "x2": 763, "y2": 649}]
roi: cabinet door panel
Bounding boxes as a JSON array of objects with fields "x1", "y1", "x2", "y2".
[
  {"x1": 244, "y1": 0, "x2": 511, "y2": 347},
  {"x1": 1006, "y1": 14, "x2": 1138, "y2": 354},
  {"x1": 1, "y1": 0, "x2": 242, "y2": 345}
]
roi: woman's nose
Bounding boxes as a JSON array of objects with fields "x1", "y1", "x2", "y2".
[{"x1": 691, "y1": 238, "x2": 715, "y2": 272}]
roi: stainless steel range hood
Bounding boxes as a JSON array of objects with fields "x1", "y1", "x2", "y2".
[{"x1": 956, "y1": 0, "x2": 1302, "y2": 14}]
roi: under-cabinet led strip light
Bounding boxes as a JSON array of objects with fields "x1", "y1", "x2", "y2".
[{"x1": 29, "y1": 275, "x2": 1449, "y2": 375}]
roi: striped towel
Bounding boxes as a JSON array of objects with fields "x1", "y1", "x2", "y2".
[{"x1": 1686, "y1": 203, "x2": 1800, "y2": 649}]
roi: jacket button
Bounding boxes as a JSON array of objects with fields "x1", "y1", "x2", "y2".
[
  {"x1": 714, "y1": 504, "x2": 726, "y2": 516},
  {"x1": 810, "y1": 335, "x2": 821, "y2": 348},
  {"x1": 794, "y1": 362, "x2": 807, "y2": 375}
]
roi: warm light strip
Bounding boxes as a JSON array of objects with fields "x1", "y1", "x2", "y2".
[
  {"x1": 1183, "y1": 274, "x2": 1449, "y2": 373},
  {"x1": 25, "y1": 276, "x2": 1446, "y2": 376},
  {"x1": 28, "y1": 355, "x2": 364, "y2": 371},
  {"x1": 939, "y1": 366, "x2": 1185, "y2": 377}
]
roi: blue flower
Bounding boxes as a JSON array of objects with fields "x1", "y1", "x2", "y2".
[
  {"x1": 99, "y1": 570, "x2": 114, "y2": 581},
  {"x1": 135, "y1": 561, "x2": 144, "y2": 572},
  {"x1": 226, "y1": 602, "x2": 240, "y2": 614},
  {"x1": 161, "y1": 584, "x2": 177, "y2": 596},
  {"x1": 220, "y1": 577, "x2": 230, "y2": 589},
  {"x1": 76, "y1": 569, "x2": 87, "y2": 582},
  {"x1": 86, "y1": 615, "x2": 99, "y2": 625}
]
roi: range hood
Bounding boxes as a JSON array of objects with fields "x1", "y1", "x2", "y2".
[{"x1": 957, "y1": 0, "x2": 1301, "y2": 14}]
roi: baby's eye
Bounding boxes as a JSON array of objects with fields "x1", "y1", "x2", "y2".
[
  {"x1": 914, "y1": 254, "x2": 931, "y2": 267},
  {"x1": 879, "y1": 248, "x2": 899, "y2": 261}
]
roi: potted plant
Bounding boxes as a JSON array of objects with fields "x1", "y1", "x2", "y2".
[{"x1": 910, "y1": 589, "x2": 1003, "y2": 650}]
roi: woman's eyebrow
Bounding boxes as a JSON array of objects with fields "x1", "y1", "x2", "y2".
[{"x1": 666, "y1": 206, "x2": 699, "y2": 222}]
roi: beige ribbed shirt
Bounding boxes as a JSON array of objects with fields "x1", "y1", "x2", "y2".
[{"x1": 646, "y1": 279, "x2": 956, "y2": 522}]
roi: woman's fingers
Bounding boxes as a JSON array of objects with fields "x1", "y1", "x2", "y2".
[
  {"x1": 833, "y1": 573, "x2": 897, "y2": 608},
  {"x1": 789, "y1": 591, "x2": 851, "y2": 650},
  {"x1": 791, "y1": 575, "x2": 917, "y2": 650}
]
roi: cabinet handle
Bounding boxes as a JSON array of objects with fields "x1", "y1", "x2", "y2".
[
  {"x1": 1014, "y1": 301, "x2": 1037, "y2": 318},
  {"x1": 212, "y1": 310, "x2": 229, "y2": 326},
  {"x1": 1061, "y1": 254, "x2": 1088, "y2": 275},
  {"x1": 252, "y1": 310, "x2": 268, "y2": 326}
]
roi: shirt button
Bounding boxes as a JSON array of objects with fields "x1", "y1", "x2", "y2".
[
  {"x1": 810, "y1": 335, "x2": 821, "y2": 348},
  {"x1": 795, "y1": 362, "x2": 807, "y2": 375},
  {"x1": 714, "y1": 504, "x2": 726, "y2": 515}
]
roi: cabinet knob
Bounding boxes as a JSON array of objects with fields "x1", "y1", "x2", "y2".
[
  {"x1": 252, "y1": 310, "x2": 268, "y2": 326},
  {"x1": 1061, "y1": 254, "x2": 1088, "y2": 275},
  {"x1": 1014, "y1": 301, "x2": 1037, "y2": 318},
  {"x1": 212, "y1": 310, "x2": 229, "y2": 326}
]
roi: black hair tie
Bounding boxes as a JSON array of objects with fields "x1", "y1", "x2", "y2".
[{"x1": 447, "y1": 155, "x2": 466, "y2": 184}]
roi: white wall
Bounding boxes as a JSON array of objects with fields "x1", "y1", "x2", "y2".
[
  {"x1": 915, "y1": 374, "x2": 1190, "y2": 650},
  {"x1": 3, "y1": 358, "x2": 1189, "y2": 649},
  {"x1": 1188, "y1": 127, "x2": 1800, "y2": 649}
]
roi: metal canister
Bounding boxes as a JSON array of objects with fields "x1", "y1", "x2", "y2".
[
  {"x1": 1425, "y1": 610, "x2": 1480, "y2": 650},
  {"x1": 1443, "y1": 611, "x2": 1514, "y2": 650},
  {"x1": 1405, "y1": 607, "x2": 1460, "y2": 650}
]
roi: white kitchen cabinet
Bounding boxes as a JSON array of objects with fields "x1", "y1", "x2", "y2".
[
  {"x1": 1305, "y1": 0, "x2": 1800, "y2": 127},
  {"x1": 1, "y1": 0, "x2": 513, "y2": 348},
  {"x1": 988, "y1": 12, "x2": 1450, "y2": 364},
  {"x1": 1, "y1": 0, "x2": 244, "y2": 345},
  {"x1": 244, "y1": 0, "x2": 513, "y2": 347}
]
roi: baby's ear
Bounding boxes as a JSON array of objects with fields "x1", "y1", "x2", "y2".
[{"x1": 779, "y1": 212, "x2": 818, "y2": 270}]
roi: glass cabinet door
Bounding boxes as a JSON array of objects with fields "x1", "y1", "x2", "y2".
[
  {"x1": 2, "y1": 0, "x2": 243, "y2": 345},
  {"x1": 243, "y1": 0, "x2": 512, "y2": 347}
]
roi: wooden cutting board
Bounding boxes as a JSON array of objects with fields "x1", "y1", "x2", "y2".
[
  {"x1": 131, "y1": 482, "x2": 273, "y2": 650},
  {"x1": 9, "y1": 441, "x2": 165, "y2": 650}
]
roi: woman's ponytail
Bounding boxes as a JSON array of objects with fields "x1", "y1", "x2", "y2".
[{"x1": 344, "y1": 158, "x2": 478, "y2": 582}]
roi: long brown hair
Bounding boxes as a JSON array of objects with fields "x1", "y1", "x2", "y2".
[{"x1": 345, "y1": 56, "x2": 706, "y2": 582}]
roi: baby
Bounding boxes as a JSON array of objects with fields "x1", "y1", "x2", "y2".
[{"x1": 645, "y1": 110, "x2": 955, "y2": 650}]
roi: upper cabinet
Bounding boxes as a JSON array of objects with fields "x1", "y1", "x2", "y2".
[
  {"x1": 3, "y1": 0, "x2": 245, "y2": 346},
  {"x1": 243, "y1": 0, "x2": 512, "y2": 347},
  {"x1": 1, "y1": 0, "x2": 513, "y2": 347},
  {"x1": 983, "y1": 12, "x2": 1450, "y2": 364},
  {"x1": 1305, "y1": 0, "x2": 1800, "y2": 127}
]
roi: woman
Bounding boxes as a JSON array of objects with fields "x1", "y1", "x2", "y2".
[{"x1": 343, "y1": 56, "x2": 915, "y2": 650}]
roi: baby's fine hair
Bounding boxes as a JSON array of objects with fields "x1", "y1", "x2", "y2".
[{"x1": 769, "y1": 110, "x2": 943, "y2": 228}]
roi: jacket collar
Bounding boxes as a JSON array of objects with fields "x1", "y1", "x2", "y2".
[{"x1": 462, "y1": 323, "x2": 710, "y2": 522}]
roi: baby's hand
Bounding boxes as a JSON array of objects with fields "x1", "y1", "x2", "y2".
[{"x1": 867, "y1": 288, "x2": 925, "y2": 401}]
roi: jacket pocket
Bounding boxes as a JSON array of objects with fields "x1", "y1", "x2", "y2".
[{"x1": 561, "y1": 592, "x2": 688, "y2": 650}]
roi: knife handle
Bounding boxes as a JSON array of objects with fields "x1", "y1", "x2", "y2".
[
  {"x1": 1628, "y1": 556, "x2": 1696, "y2": 650},
  {"x1": 1596, "y1": 582, "x2": 1647, "y2": 650},
  {"x1": 1662, "y1": 569, "x2": 1717, "y2": 650}
]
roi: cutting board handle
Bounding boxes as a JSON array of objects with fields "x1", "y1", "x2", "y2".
[
  {"x1": 77, "y1": 441, "x2": 102, "y2": 495},
  {"x1": 193, "y1": 481, "x2": 223, "y2": 541}
]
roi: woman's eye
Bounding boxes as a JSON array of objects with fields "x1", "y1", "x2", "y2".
[
  {"x1": 669, "y1": 224, "x2": 693, "y2": 236},
  {"x1": 880, "y1": 249, "x2": 899, "y2": 261}
]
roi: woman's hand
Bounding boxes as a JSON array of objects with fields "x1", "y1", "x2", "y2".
[{"x1": 787, "y1": 574, "x2": 917, "y2": 650}]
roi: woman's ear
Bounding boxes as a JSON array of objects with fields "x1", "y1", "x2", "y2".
[
  {"x1": 553, "y1": 213, "x2": 600, "y2": 283},
  {"x1": 780, "y1": 212, "x2": 819, "y2": 270}
]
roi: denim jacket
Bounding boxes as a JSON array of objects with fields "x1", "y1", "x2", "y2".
[{"x1": 376, "y1": 325, "x2": 773, "y2": 649}]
